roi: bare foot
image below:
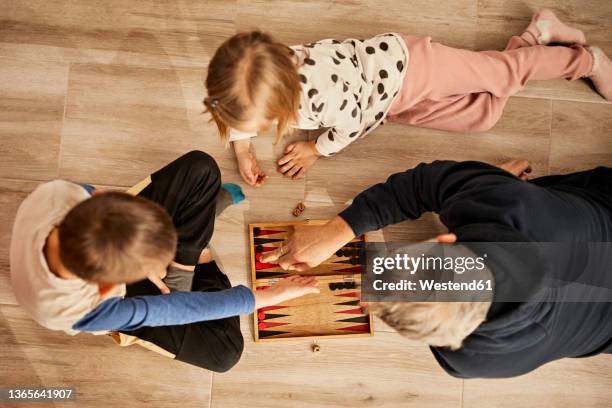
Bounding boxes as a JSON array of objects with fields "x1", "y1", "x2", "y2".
[
  {"x1": 523, "y1": 9, "x2": 586, "y2": 45},
  {"x1": 588, "y1": 47, "x2": 612, "y2": 101}
]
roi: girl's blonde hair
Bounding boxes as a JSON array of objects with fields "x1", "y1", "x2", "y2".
[{"x1": 204, "y1": 31, "x2": 301, "y2": 144}]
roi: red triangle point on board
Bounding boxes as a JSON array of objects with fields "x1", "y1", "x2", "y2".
[
  {"x1": 254, "y1": 229, "x2": 286, "y2": 236},
  {"x1": 255, "y1": 261, "x2": 280, "y2": 270},
  {"x1": 337, "y1": 323, "x2": 370, "y2": 332},
  {"x1": 258, "y1": 321, "x2": 289, "y2": 330},
  {"x1": 258, "y1": 305, "x2": 287, "y2": 312},
  {"x1": 334, "y1": 292, "x2": 360, "y2": 298}
]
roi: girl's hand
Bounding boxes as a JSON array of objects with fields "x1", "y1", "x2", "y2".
[
  {"x1": 233, "y1": 140, "x2": 267, "y2": 187},
  {"x1": 255, "y1": 275, "x2": 320, "y2": 308},
  {"x1": 277, "y1": 140, "x2": 321, "y2": 179},
  {"x1": 237, "y1": 151, "x2": 267, "y2": 186}
]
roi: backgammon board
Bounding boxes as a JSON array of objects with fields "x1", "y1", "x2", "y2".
[{"x1": 249, "y1": 221, "x2": 374, "y2": 342}]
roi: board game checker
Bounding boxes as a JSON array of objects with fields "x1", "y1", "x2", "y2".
[{"x1": 249, "y1": 221, "x2": 374, "y2": 342}]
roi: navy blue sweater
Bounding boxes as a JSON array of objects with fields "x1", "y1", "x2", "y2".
[{"x1": 340, "y1": 161, "x2": 612, "y2": 378}]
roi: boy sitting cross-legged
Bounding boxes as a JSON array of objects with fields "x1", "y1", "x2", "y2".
[{"x1": 10, "y1": 150, "x2": 318, "y2": 372}]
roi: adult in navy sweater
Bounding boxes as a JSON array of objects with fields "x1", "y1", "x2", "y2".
[{"x1": 262, "y1": 159, "x2": 612, "y2": 378}]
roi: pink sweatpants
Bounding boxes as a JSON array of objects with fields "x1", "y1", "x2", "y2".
[{"x1": 387, "y1": 35, "x2": 594, "y2": 132}]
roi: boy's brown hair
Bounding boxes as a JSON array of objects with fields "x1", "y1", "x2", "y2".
[
  {"x1": 58, "y1": 192, "x2": 177, "y2": 284},
  {"x1": 204, "y1": 31, "x2": 301, "y2": 144}
]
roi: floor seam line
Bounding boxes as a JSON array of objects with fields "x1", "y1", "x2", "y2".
[
  {"x1": 56, "y1": 63, "x2": 71, "y2": 179},
  {"x1": 209, "y1": 372, "x2": 215, "y2": 408}
]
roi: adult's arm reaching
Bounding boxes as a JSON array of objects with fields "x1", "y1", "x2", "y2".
[
  {"x1": 339, "y1": 160, "x2": 460, "y2": 236},
  {"x1": 339, "y1": 160, "x2": 530, "y2": 236},
  {"x1": 263, "y1": 160, "x2": 529, "y2": 270}
]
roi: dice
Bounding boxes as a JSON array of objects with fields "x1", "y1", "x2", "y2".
[{"x1": 292, "y1": 202, "x2": 306, "y2": 217}]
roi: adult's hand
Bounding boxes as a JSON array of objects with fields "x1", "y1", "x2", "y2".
[
  {"x1": 261, "y1": 216, "x2": 355, "y2": 271},
  {"x1": 498, "y1": 159, "x2": 532, "y2": 181}
]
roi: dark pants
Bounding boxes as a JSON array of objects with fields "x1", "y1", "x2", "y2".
[{"x1": 120, "y1": 151, "x2": 244, "y2": 372}]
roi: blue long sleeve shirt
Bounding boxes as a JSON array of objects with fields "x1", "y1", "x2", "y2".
[
  {"x1": 72, "y1": 285, "x2": 255, "y2": 332},
  {"x1": 70, "y1": 183, "x2": 256, "y2": 333}
]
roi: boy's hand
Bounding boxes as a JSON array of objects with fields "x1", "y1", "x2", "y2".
[
  {"x1": 234, "y1": 140, "x2": 267, "y2": 187},
  {"x1": 277, "y1": 140, "x2": 320, "y2": 180},
  {"x1": 255, "y1": 275, "x2": 319, "y2": 308},
  {"x1": 497, "y1": 159, "x2": 532, "y2": 181},
  {"x1": 148, "y1": 270, "x2": 170, "y2": 294}
]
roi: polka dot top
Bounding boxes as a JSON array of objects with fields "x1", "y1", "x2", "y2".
[{"x1": 229, "y1": 33, "x2": 409, "y2": 157}]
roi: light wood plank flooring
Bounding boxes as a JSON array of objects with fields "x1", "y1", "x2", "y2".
[{"x1": 1, "y1": 1, "x2": 611, "y2": 407}]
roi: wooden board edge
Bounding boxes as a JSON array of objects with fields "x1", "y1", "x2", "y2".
[
  {"x1": 255, "y1": 331, "x2": 374, "y2": 343},
  {"x1": 249, "y1": 224, "x2": 260, "y2": 342},
  {"x1": 362, "y1": 232, "x2": 374, "y2": 336},
  {"x1": 249, "y1": 220, "x2": 328, "y2": 228},
  {"x1": 126, "y1": 176, "x2": 152, "y2": 196},
  {"x1": 368, "y1": 309, "x2": 375, "y2": 336}
]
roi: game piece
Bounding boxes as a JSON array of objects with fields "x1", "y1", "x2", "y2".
[
  {"x1": 249, "y1": 221, "x2": 373, "y2": 341},
  {"x1": 292, "y1": 202, "x2": 306, "y2": 217}
]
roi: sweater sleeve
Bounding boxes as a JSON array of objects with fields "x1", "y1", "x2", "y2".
[
  {"x1": 314, "y1": 94, "x2": 364, "y2": 156},
  {"x1": 229, "y1": 128, "x2": 257, "y2": 142},
  {"x1": 72, "y1": 285, "x2": 255, "y2": 332},
  {"x1": 338, "y1": 160, "x2": 509, "y2": 236}
]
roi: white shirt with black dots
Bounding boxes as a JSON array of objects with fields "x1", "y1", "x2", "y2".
[{"x1": 229, "y1": 33, "x2": 409, "y2": 157}]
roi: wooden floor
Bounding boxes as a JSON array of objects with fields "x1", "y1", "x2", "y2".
[{"x1": 1, "y1": 1, "x2": 612, "y2": 407}]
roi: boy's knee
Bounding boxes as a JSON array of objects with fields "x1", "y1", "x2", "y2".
[
  {"x1": 177, "y1": 319, "x2": 244, "y2": 372},
  {"x1": 208, "y1": 335, "x2": 244, "y2": 373},
  {"x1": 181, "y1": 150, "x2": 220, "y2": 173},
  {"x1": 178, "y1": 150, "x2": 221, "y2": 183}
]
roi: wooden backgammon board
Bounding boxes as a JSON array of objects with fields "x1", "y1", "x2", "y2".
[{"x1": 249, "y1": 221, "x2": 374, "y2": 342}]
